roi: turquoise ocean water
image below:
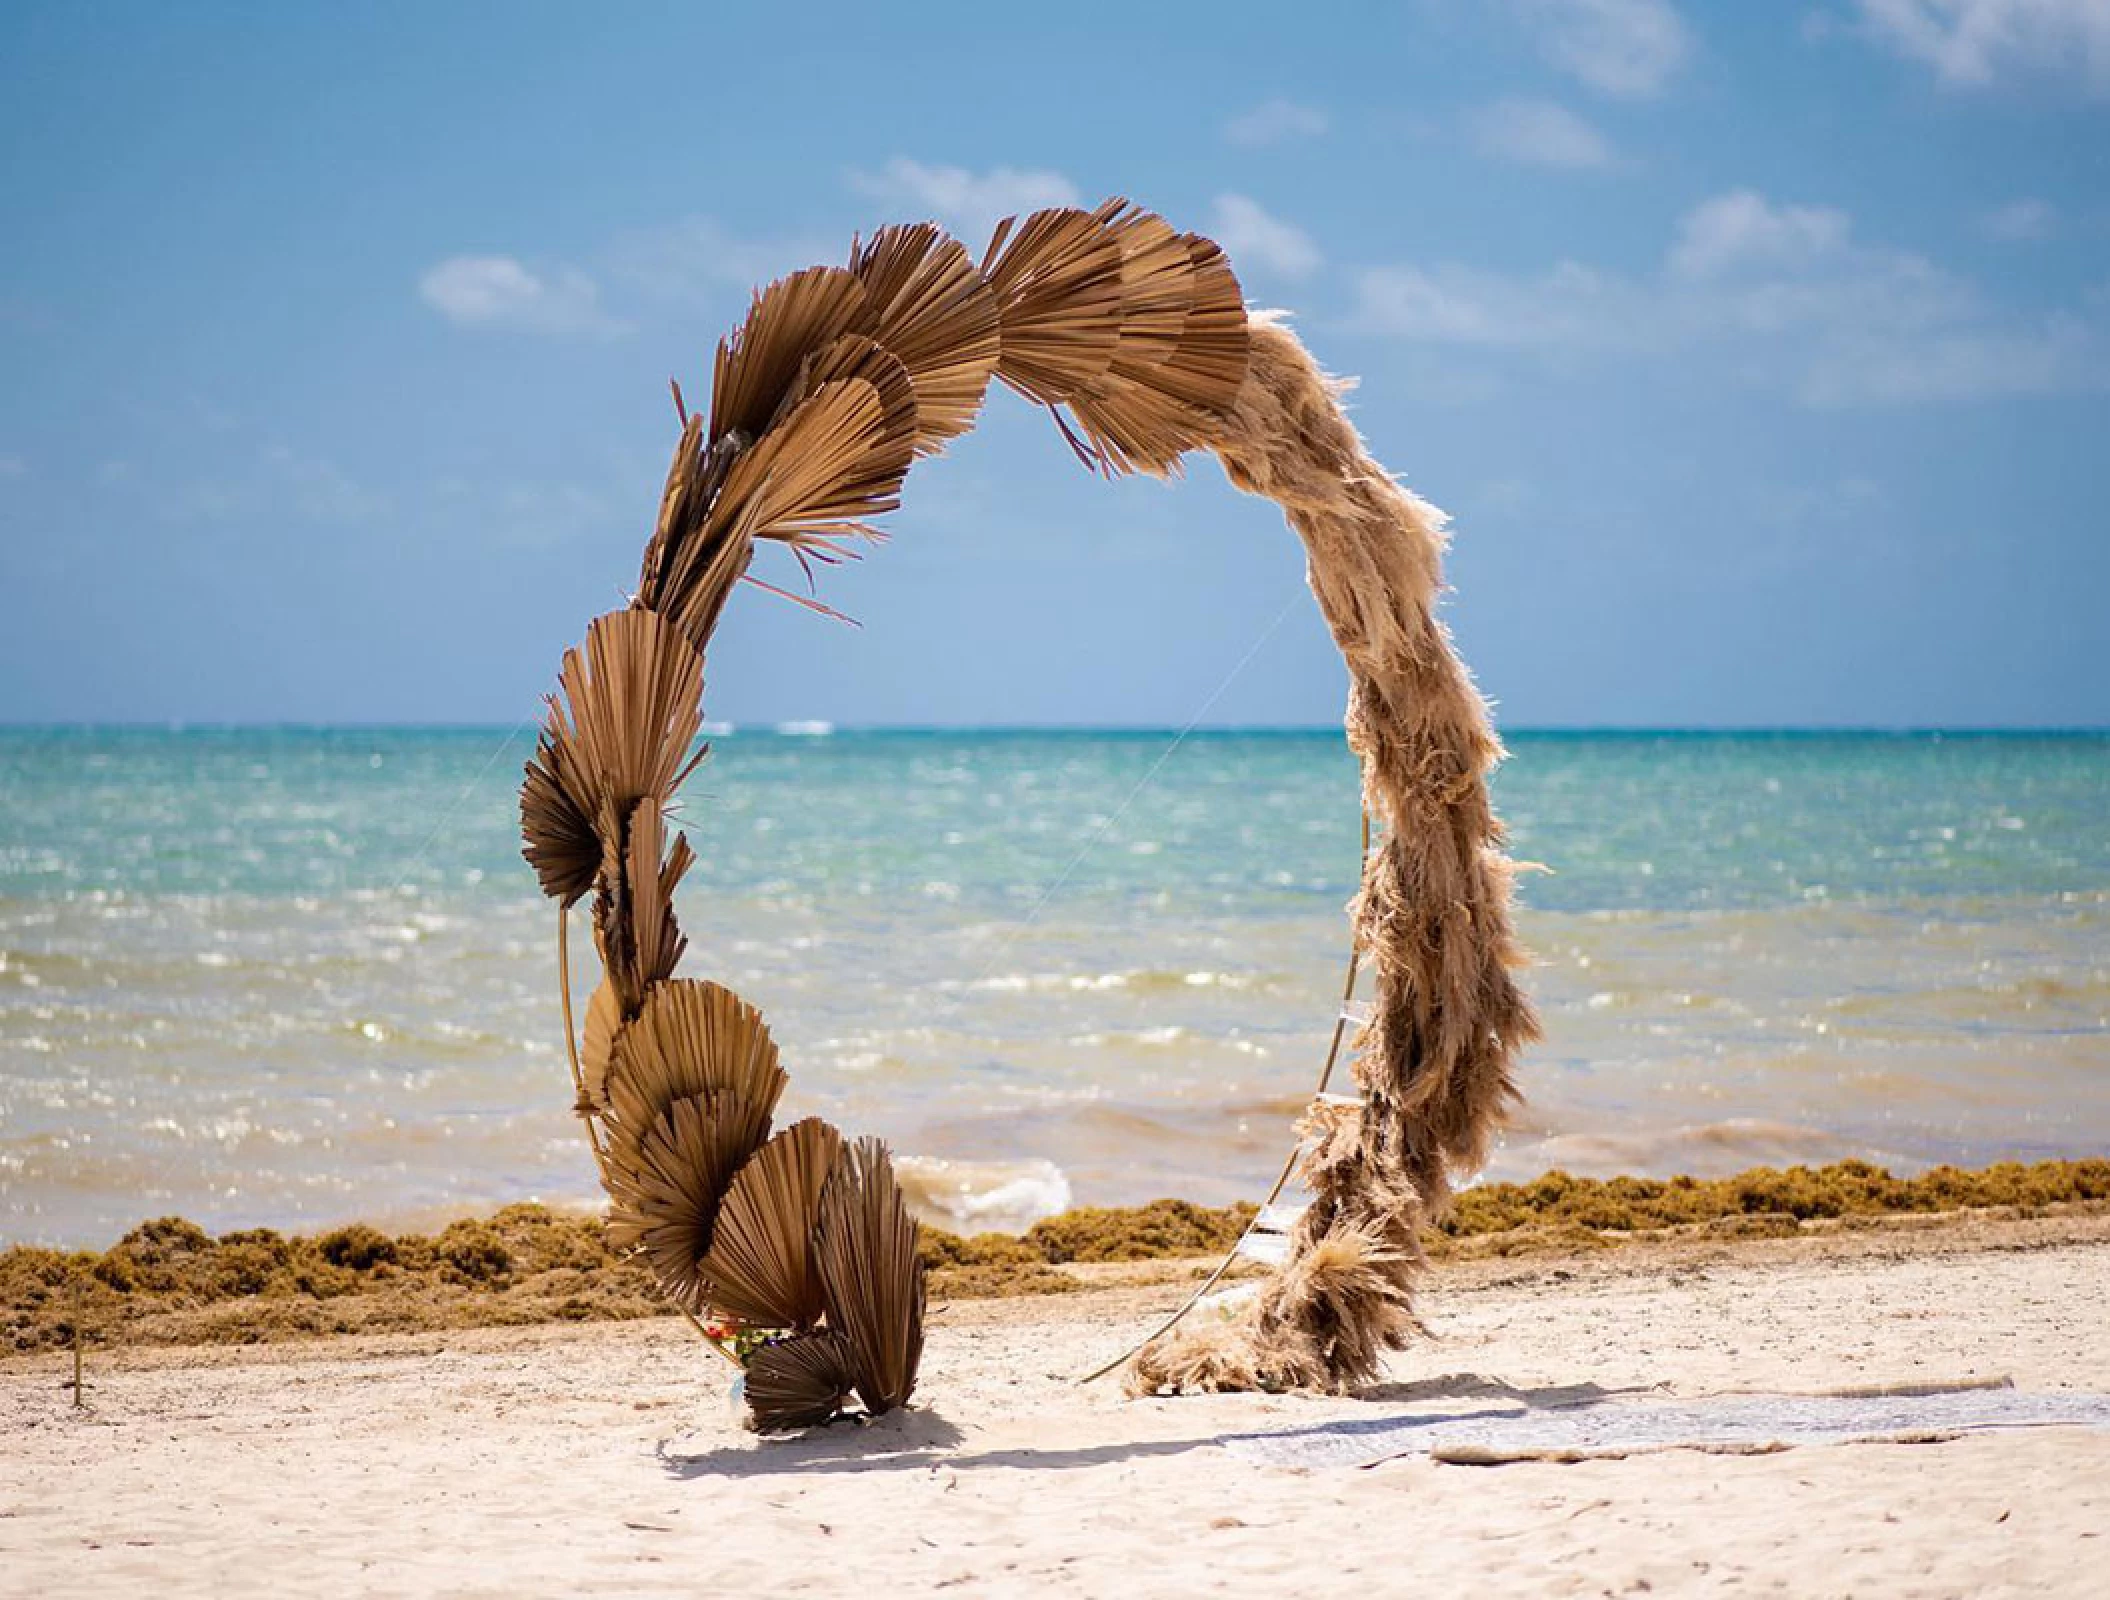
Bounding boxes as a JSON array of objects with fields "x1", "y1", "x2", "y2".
[{"x1": 2, "y1": 727, "x2": 2106, "y2": 1247}]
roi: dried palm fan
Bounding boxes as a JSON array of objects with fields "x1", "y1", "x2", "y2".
[
  {"x1": 981, "y1": 206, "x2": 1126, "y2": 408},
  {"x1": 603, "y1": 1088, "x2": 774, "y2": 1311},
  {"x1": 708, "y1": 267, "x2": 872, "y2": 442},
  {"x1": 605, "y1": 798, "x2": 692, "y2": 1013},
  {"x1": 699, "y1": 1116, "x2": 844, "y2": 1329},
  {"x1": 848, "y1": 223, "x2": 1001, "y2": 453},
  {"x1": 578, "y1": 978, "x2": 620, "y2": 1111},
  {"x1": 635, "y1": 412, "x2": 753, "y2": 653},
  {"x1": 710, "y1": 366, "x2": 917, "y2": 562},
  {"x1": 596, "y1": 980, "x2": 787, "y2": 1308},
  {"x1": 1064, "y1": 202, "x2": 1249, "y2": 476},
  {"x1": 598, "y1": 978, "x2": 788, "y2": 1129},
  {"x1": 744, "y1": 1330, "x2": 860, "y2": 1432},
  {"x1": 520, "y1": 607, "x2": 704, "y2": 907},
  {"x1": 521, "y1": 194, "x2": 1530, "y2": 1415},
  {"x1": 817, "y1": 1136, "x2": 926, "y2": 1416}
]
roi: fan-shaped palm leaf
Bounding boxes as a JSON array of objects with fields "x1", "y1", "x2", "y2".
[
  {"x1": 520, "y1": 732, "x2": 600, "y2": 906},
  {"x1": 603, "y1": 1087, "x2": 775, "y2": 1310},
  {"x1": 744, "y1": 1329, "x2": 859, "y2": 1432},
  {"x1": 709, "y1": 267, "x2": 871, "y2": 443},
  {"x1": 817, "y1": 1136, "x2": 926, "y2": 1415},
  {"x1": 699, "y1": 1117, "x2": 844, "y2": 1329},
  {"x1": 708, "y1": 377, "x2": 914, "y2": 563},
  {"x1": 980, "y1": 207, "x2": 1126, "y2": 406},
  {"x1": 636, "y1": 414, "x2": 755, "y2": 653},
  {"x1": 600, "y1": 978, "x2": 788, "y2": 1141},
  {"x1": 604, "y1": 798, "x2": 693, "y2": 1012},
  {"x1": 849, "y1": 223, "x2": 1000, "y2": 453},
  {"x1": 1156, "y1": 232, "x2": 1248, "y2": 419},
  {"x1": 1066, "y1": 201, "x2": 1247, "y2": 476},
  {"x1": 520, "y1": 608, "x2": 705, "y2": 907},
  {"x1": 579, "y1": 976, "x2": 622, "y2": 1111},
  {"x1": 785, "y1": 333, "x2": 919, "y2": 448}
]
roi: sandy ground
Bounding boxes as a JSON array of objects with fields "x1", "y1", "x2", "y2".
[{"x1": 5, "y1": 1209, "x2": 2108, "y2": 1598}]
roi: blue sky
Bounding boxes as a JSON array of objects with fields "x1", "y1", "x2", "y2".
[{"x1": 2, "y1": 0, "x2": 2105, "y2": 728}]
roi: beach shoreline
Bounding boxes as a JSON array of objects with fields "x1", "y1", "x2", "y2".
[
  {"x1": 10, "y1": 1158, "x2": 2108, "y2": 1357},
  {"x1": 7, "y1": 1203, "x2": 2107, "y2": 1596}
]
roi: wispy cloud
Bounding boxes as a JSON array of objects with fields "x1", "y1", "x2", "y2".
[
  {"x1": 1359, "y1": 260, "x2": 1641, "y2": 350},
  {"x1": 604, "y1": 217, "x2": 837, "y2": 310},
  {"x1": 1470, "y1": 97, "x2": 1618, "y2": 168},
  {"x1": 1981, "y1": 196, "x2": 2060, "y2": 240},
  {"x1": 1223, "y1": 98, "x2": 1330, "y2": 146},
  {"x1": 1667, "y1": 190, "x2": 1855, "y2": 277},
  {"x1": 1354, "y1": 187, "x2": 2109, "y2": 405},
  {"x1": 1513, "y1": 0, "x2": 1693, "y2": 97},
  {"x1": 1850, "y1": 0, "x2": 2110, "y2": 92},
  {"x1": 171, "y1": 443, "x2": 391, "y2": 525},
  {"x1": 847, "y1": 158, "x2": 1078, "y2": 242},
  {"x1": 1211, "y1": 194, "x2": 1322, "y2": 280},
  {"x1": 417, "y1": 256, "x2": 619, "y2": 334},
  {"x1": 0, "y1": 453, "x2": 25, "y2": 479}
]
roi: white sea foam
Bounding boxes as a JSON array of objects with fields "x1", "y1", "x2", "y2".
[{"x1": 894, "y1": 1156, "x2": 1073, "y2": 1235}]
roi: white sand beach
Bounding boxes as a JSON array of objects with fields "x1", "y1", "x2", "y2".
[{"x1": 6, "y1": 1208, "x2": 2107, "y2": 1598}]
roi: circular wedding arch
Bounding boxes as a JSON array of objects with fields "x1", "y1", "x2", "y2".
[{"x1": 518, "y1": 200, "x2": 1537, "y2": 1420}]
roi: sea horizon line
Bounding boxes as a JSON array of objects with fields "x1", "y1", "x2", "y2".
[{"x1": 3, "y1": 721, "x2": 2107, "y2": 738}]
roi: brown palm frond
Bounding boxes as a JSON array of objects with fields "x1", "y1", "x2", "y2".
[
  {"x1": 603, "y1": 1087, "x2": 775, "y2": 1311},
  {"x1": 635, "y1": 413, "x2": 703, "y2": 612},
  {"x1": 816, "y1": 1135, "x2": 926, "y2": 1415},
  {"x1": 1095, "y1": 200, "x2": 1195, "y2": 362},
  {"x1": 699, "y1": 1116, "x2": 844, "y2": 1329},
  {"x1": 1155, "y1": 232, "x2": 1248, "y2": 420},
  {"x1": 636, "y1": 415, "x2": 755, "y2": 653},
  {"x1": 709, "y1": 267, "x2": 871, "y2": 443},
  {"x1": 1065, "y1": 201, "x2": 1246, "y2": 476},
  {"x1": 600, "y1": 798, "x2": 693, "y2": 1014},
  {"x1": 579, "y1": 976, "x2": 622, "y2": 1111},
  {"x1": 849, "y1": 223, "x2": 1000, "y2": 452},
  {"x1": 785, "y1": 334, "x2": 919, "y2": 452},
  {"x1": 600, "y1": 978, "x2": 788, "y2": 1142},
  {"x1": 708, "y1": 376, "x2": 913, "y2": 562},
  {"x1": 980, "y1": 206, "x2": 1125, "y2": 406},
  {"x1": 520, "y1": 731, "x2": 599, "y2": 905},
  {"x1": 520, "y1": 608, "x2": 705, "y2": 907},
  {"x1": 744, "y1": 1329, "x2": 859, "y2": 1432}
]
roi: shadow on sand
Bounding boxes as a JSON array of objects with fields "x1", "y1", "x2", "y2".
[{"x1": 655, "y1": 1370, "x2": 1647, "y2": 1479}]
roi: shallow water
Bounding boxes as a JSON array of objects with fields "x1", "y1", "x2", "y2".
[{"x1": 2, "y1": 726, "x2": 2105, "y2": 1247}]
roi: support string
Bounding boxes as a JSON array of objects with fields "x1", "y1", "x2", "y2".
[{"x1": 1077, "y1": 806, "x2": 1371, "y2": 1385}]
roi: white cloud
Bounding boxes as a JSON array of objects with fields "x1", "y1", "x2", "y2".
[
  {"x1": 1515, "y1": 0, "x2": 1693, "y2": 96},
  {"x1": 1354, "y1": 188, "x2": 2108, "y2": 405},
  {"x1": 1982, "y1": 197, "x2": 2059, "y2": 239},
  {"x1": 1223, "y1": 98, "x2": 1330, "y2": 145},
  {"x1": 1469, "y1": 97, "x2": 1617, "y2": 168},
  {"x1": 417, "y1": 255, "x2": 617, "y2": 334},
  {"x1": 1211, "y1": 194, "x2": 1323, "y2": 280},
  {"x1": 1668, "y1": 190, "x2": 1853, "y2": 277},
  {"x1": 848, "y1": 159, "x2": 1079, "y2": 243},
  {"x1": 1853, "y1": 0, "x2": 2110, "y2": 91}
]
